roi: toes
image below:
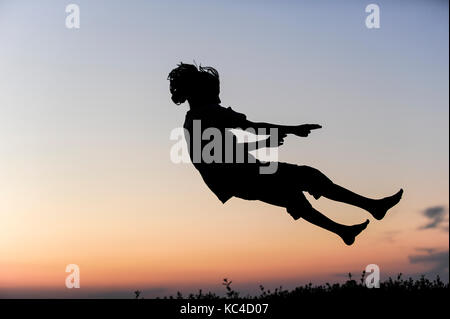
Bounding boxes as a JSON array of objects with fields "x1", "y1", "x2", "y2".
[
  {"x1": 362, "y1": 219, "x2": 369, "y2": 228},
  {"x1": 393, "y1": 189, "x2": 403, "y2": 200}
]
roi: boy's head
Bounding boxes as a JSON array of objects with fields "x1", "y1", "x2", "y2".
[{"x1": 168, "y1": 63, "x2": 220, "y2": 105}]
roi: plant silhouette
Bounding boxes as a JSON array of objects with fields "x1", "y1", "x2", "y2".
[
  {"x1": 141, "y1": 273, "x2": 448, "y2": 299},
  {"x1": 168, "y1": 63, "x2": 403, "y2": 245}
]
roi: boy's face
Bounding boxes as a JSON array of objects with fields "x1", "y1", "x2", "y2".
[{"x1": 169, "y1": 79, "x2": 189, "y2": 105}]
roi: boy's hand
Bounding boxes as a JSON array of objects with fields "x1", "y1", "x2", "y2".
[
  {"x1": 291, "y1": 124, "x2": 322, "y2": 137},
  {"x1": 277, "y1": 132, "x2": 287, "y2": 146}
]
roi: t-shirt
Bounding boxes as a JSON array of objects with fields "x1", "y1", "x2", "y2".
[{"x1": 183, "y1": 104, "x2": 261, "y2": 203}]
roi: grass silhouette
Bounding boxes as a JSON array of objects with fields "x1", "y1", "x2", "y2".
[{"x1": 134, "y1": 272, "x2": 449, "y2": 299}]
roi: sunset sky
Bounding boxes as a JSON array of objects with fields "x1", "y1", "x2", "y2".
[{"x1": 0, "y1": 0, "x2": 448, "y2": 298}]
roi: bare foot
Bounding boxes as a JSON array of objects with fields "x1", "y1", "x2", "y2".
[
  {"x1": 370, "y1": 189, "x2": 403, "y2": 220},
  {"x1": 340, "y1": 219, "x2": 369, "y2": 246}
]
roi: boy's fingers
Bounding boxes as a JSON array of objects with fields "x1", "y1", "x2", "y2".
[{"x1": 307, "y1": 124, "x2": 322, "y2": 130}]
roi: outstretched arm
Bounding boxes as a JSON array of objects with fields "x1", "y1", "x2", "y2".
[
  {"x1": 236, "y1": 132, "x2": 287, "y2": 150},
  {"x1": 223, "y1": 106, "x2": 321, "y2": 138},
  {"x1": 241, "y1": 120, "x2": 322, "y2": 138}
]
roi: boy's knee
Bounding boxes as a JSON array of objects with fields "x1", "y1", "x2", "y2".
[
  {"x1": 300, "y1": 166, "x2": 333, "y2": 197},
  {"x1": 286, "y1": 197, "x2": 313, "y2": 221},
  {"x1": 286, "y1": 207, "x2": 302, "y2": 220},
  {"x1": 301, "y1": 166, "x2": 331, "y2": 182}
]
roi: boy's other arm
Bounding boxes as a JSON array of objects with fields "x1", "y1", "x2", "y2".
[
  {"x1": 237, "y1": 132, "x2": 287, "y2": 150},
  {"x1": 241, "y1": 120, "x2": 322, "y2": 138}
]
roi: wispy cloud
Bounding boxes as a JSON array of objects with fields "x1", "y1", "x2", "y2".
[
  {"x1": 415, "y1": 247, "x2": 436, "y2": 254},
  {"x1": 419, "y1": 206, "x2": 448, "y2": 231}
]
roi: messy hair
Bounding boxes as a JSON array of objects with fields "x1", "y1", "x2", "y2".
[{"x1": 167, "y1": 62, "x2": 221, "y2": 105}]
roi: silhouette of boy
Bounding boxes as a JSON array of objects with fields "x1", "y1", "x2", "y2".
[{"x1": 168, "y1": 63, "x2": 403, "y2": 245}]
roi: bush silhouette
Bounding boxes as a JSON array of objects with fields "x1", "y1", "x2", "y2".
[{"x1": 135, "y1": 272, "x2": 449, "y2": 299}]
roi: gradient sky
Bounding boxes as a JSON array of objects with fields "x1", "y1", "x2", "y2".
[{"x1": 0, "y1": 0, "x2": 448, "y2": 298}]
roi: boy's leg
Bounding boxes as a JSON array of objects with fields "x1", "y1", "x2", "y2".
[
  {"x1": 300, "y1": 207, "x2": 369, "y2": 246},
  {"x1": 293, "y1": 165, "x2": 403, "y2": 220},
  {"x1": 286, "y1": 197, "x2": 369, "y2": 246},
  {"x1": 322, "y1": 183, "x2": 403, "y2": 220},
  {"x1": 257, "y1": 191, "x2": 369, "y2": 245}
]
